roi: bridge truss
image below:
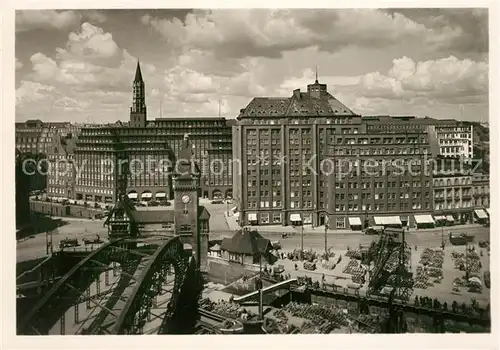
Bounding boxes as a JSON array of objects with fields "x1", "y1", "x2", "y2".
[{"x1": 18, "y1": 236, "x2": 195, "y2": 335}]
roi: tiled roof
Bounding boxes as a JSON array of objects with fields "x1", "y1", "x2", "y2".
[
  {"x1": 241, "y1": 98, "x2": 289, "y2": 117},
  {"x1": 220, "y1": 228, "x2": 271, "y2": 255},
  {"x1": 240, "y1": 92, "x2": 354, "y2": 118}
]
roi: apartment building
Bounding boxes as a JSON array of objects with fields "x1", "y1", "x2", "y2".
[{"x1": 234, "y1": 78, "x2": 436, "y2": 228}]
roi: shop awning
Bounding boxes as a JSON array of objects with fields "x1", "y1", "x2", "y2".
[
  {"x1": 141, "y1": 192, "x2": 153, "y2": 199},
  {"x1": 127, "y1": 193, "x2": 138, "y2": 199},
  {"x1": 485, "y1": 208, "x2": 490, "y2": 216},
  {"x1": 155, "y1": 192, "x2": 166, "y2": 198},
  {"x1": 474, "y1": 209, "x2": 488, "y2": 219},
  {"x1": 373, "y1": 216, "x2": 402, "y2": 226},
  {"x1": 348, "y1": 217, "x2": 362, "y2": 226},
  {"x1": 446, "y1": 215, "x2": 455, "y2": 222},
  {"x1": 414, "y1": 214, "x2": 435, "y2": 224},
  {"x1": 290, "y1": 213, "x2": 302, "y2": 222},
  {"x1": 303, "y1": 215, "x2": 312, "y2": 224},
  {"x1": 433, "y1": 215, "x2": 446, "y2": 221},
  {"x1": 248, "y1": 213, "x2": 257, "y2": 221}
]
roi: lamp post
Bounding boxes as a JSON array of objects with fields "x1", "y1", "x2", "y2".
[
  {"x1": 441, "y1": 209, "x2": 445, "y2": 250},
  {"x1": 300, "y1": 224, "x2": 304, "y2": 260},
  {"x1": 45, "y1": 229, "x2": 53, "y2": 255},
  {"x1": 258, "y1": 247, "x2": 264, "y2": 320},
  {"x1": 324, "y1": 221, "x2": 328, "y2": 255}
]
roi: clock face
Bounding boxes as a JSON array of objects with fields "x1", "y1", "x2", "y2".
[{"x1": 181, "y1": 194, "x2": 191, "y2": 204}]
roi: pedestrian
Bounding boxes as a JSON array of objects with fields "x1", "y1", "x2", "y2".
[{"x1": 294, "y1": 263, "x2": 298, "y2": 271}]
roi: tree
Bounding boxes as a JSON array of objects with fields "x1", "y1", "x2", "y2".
[
  {"x1": 452, "y1": 301, "x2": 458, "y2": 313},
  {"x1": 443, "y1": 302, "x2": 448, "y2": 311},
  {"x1": 433, "y1": 298, "x2": 440, "y2": 309}
]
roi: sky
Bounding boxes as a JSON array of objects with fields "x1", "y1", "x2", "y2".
[{"x1": 15, "y1": 8, "x2": 489, "y2": 123}]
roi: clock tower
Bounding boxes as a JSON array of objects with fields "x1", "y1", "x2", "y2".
[{"x1": 173, "y1": 134, "x2": 206, "y2": 271}]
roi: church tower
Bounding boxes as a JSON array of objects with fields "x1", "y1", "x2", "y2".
[
  {"x1": 173, "y1": 134, "x2": 207, "y2": 271},
  {"x1": 130, "y1": 60, "x2": 147, "y2": 127}
]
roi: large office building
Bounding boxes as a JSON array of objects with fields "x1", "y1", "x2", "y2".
[
  {"x1": 15, "y1": 120, "x2": 81, "y2": 192},
  {"x1": 363, "y1": 115, "x2": 474, "y2": 161},
  {"x1": 46, "y1": 134, "x2": 78, "y2": 200},
  {"x1": 72, "y1": 61, "x2": 234, "y2": 203},
  {"x1": 233, "y1": 78, "x2": 462, "y2": 228},
  {"x1": 15, "y1": 120, "x2": 79, "y2": 155}
]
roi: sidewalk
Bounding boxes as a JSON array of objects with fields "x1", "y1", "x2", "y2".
[{"x1": 224, "y1": 211, "x2": 483, "y2": 235}]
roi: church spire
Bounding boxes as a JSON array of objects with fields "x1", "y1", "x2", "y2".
[
  {"x1": 130, "y1": 59, "x2": 146, "y2": 127},
  {"x1": 315, "y1": 66, "x2": 319, "y2": 84},
  {"x1": 134, "y1": 60, "x2": 143, "y2": 82}
]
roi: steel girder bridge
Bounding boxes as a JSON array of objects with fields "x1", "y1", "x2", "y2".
[{"x1": 17, "y1": 236, "x2": 199, "y2": 335}]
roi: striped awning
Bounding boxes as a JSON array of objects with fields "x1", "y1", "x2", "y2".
[
  {"x1": 373, "y1": 216, "x2": 402, "y2": 226},
  {"x1": 127, "y1": 192, "x2": 138, "y2": 199},
  {"x1": 474, "y1": 209, "x2": 488, "y2": 219},
  {"x1": 290, "y1": 213, "x2": 302, "y2": 222},
  {"x1": 414, "y1": 214, "x2": 435, "y2": 224},
  {"x1": 433, "y1": 215, "x2": 446, "y2": 221},
  {"x1": 348, "y1": 217, "x2": 362, "y2": 226},
  {"x1": 141, "y1": 192, "x2": 153, "y2": 199},
  {"x1": 155, "y1": 192, "x2": 166, "y2": 198},
  {"x1": 446, "y1": 215, "x2": 455, "y2": 222}
]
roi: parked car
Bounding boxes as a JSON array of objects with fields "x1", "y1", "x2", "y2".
[
  {"x1": 83, "y1": 235, "x2": 103, "y2": 245},
  {"x1": 478, "y1": 240, "x2": 489, "y2": 248},
  {"x1": 303, "y1": 261, "x2": 316, "y2": 271},
  {"x1": 364, "y1": 226, "x2": 383, "y2": 235},
  {"x1": 59, "y1": 238, "x2": 80, "y2": 248}
]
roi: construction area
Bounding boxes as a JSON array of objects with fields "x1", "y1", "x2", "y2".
[{"x1": 198, "y1": 228, "x2": 491, "y2": 334}]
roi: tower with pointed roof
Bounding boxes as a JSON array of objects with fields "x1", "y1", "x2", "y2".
[
  {"x1": 172, "y1": 134, "x2": 207, "y2": 271},
  {"x1": 130, "y1": 60, "x2": 147, "y2": 127}
]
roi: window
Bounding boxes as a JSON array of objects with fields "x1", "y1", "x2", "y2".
[{"x1": 336, "y1": 217, "x2": 345, "y2": 229}]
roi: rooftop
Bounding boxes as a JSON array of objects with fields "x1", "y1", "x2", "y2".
[
  {"x1": 238, "y1": 79, "x2": 356, "y2": 118},
  {"x1": 220, "y1": 228, "x2": 271, "y2": 255}
]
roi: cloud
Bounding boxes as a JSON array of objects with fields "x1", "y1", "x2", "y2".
[
  {"x1": 27, "y1": 23, "x2": 156, "y2": 93},
  {"x1": 366, "y1": 56, "x2": 488, "y2": 101},
  {"x1": 16, "y1": 80, "x2": 55, "y2": 106},
  {"x1": 16, "y1": 58, "x2": 23, "y2": 70},
  {"x1": 278, "y1": 55, "x2": 488, "y2": 115},
  {"x1": 16, "y1": 10, "x2": 488, "y2": 122},
  {"x1": 55, "y1": 22, "x2": 120, "y2": 63},
  {"x1": 390, "y1": 8, "x2": 488, "y2": 54},
  {"x1": 141, "y1": 9, "x2": 463, "y2": 60},
  {"x1": 17, "y1": 23, "x2": 160, "y2": 122},
  {"x1": 16, "y1": 10, "x2": 108, "y2": 32},
  {"x1": 16, "y1": 10, "x2": 82, "y2": 32}
]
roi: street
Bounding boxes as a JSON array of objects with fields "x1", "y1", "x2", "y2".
[
  {"x1": 257, "y1": 225, "x2": 490, "y2": 252},
  {"x1": 16, "y1": 213, "x2": 489, "y2": 264}
]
